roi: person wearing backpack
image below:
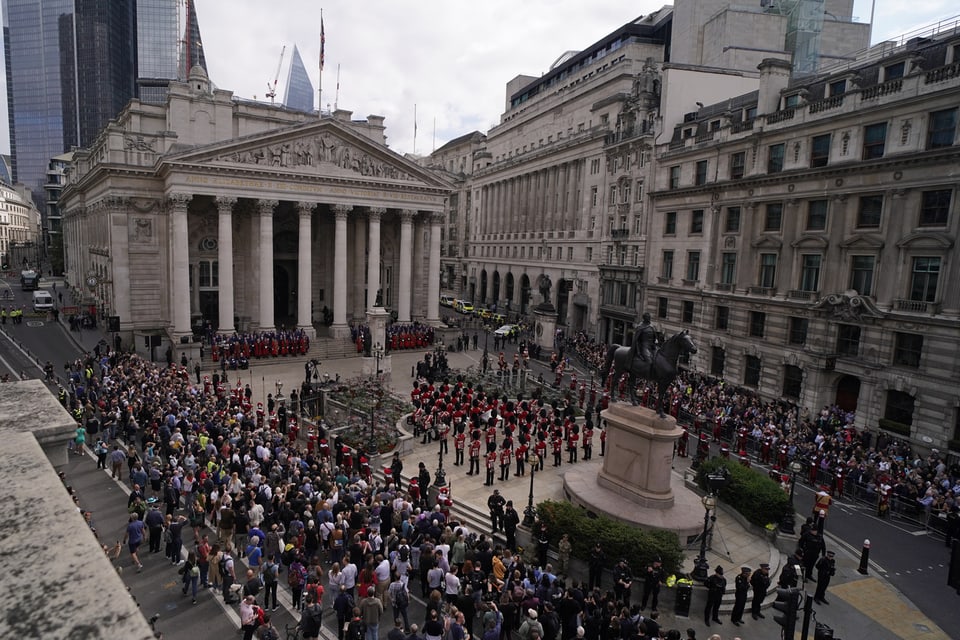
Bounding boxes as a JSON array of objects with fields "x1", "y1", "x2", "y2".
[
  {"x1": 388, "y1": 573, "x2": 411, "y2": 632},
  {"x1": 288, "y1": 556, "x2": 308, "y2": 610},
  {"x1": 261, "y1": 557, "x2": 279, "y2": 611},
  {"x1": 300, "y1": 592, "x2": 324, "y2": 640},
  {"x1": 346, "y1": 607, "x2": 367, "y2": 640},
  {"x1": 256, "y1": 612, "x2": 279, "y2": 640}
]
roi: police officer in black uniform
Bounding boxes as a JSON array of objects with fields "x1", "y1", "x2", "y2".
[
  {"x1": 730, "y1": 566, "x2": 751, "y2": 626},
  {"x1": 704, "y1": 566, "x2": 726, "y2": 626}
]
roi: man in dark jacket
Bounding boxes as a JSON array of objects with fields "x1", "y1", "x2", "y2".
[
  {"x1": 750, "y1": 563, "x2": 771, "y2": 620},
  {"x1": 704, "y1": 566, "x2": 726, "y2": 626},
  {"x1": 502, "y1": 501, "x2": 521, "y2": 551}
]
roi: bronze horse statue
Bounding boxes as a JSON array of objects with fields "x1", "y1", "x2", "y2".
[{"x1": 602, "y1": 330, "x2": 698, "y2": 417}]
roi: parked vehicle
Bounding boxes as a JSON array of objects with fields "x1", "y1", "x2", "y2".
[
  {"x1": 494, "y1": 324, "x2": 518, "y2": 337},
  {"x1": 454, "y1": 300, "x2": 474, "y2": 314},
  {"x1": 440, "y1": 294, "x2": 454, "y2": 307},
  {"x1": 32, "y1": 290, "x2": 54, "y2": 312}
]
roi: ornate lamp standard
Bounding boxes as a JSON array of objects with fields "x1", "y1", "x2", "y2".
[
  {"x1": 692, "y1": 493, "x2": 717, "y2": 582},
  {"x1": 368, "y1": 343, "x2": 385, "y2": 453},
  {"x1": 373, "y1": 342, "x2": 384, "y2": 379},
  {"x1": 522, "y1": 455, "x2": 541, "y2": 527}
]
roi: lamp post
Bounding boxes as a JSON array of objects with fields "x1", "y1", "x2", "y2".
[
  {"x1": 522, "y1": 455, "x2": 540, "y2": 527},
  {"x1": 435, "y1": 433, "x2": 447, "y2": 488},
  {"x1": 693, "y1": 493, "x2": 717, "y2": 582},
  {"x1": 274, "y1": 379, "x2": 284, "y2": 404},
  {"x1": 780, "y1": 460, "x2": 803, "y2": 534},
  {"x1": 372, "y1": 342, "x2": 384, "y2": 379}
]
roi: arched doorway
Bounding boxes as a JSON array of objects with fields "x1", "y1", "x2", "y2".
[
  {"x1": 505, "y1": 273, "x2": 515, "y2": 313},
  {"x1": 492, "y1": 272, "x2": 501, "y2": 307},
  {"x1": 480, "y1": 270, "x2": 488, "y2": 305},
  {"x1": 520, "y1": 274, "x2": 531, "y2": 316},
  {"x1": 835, "y1": 375, "x2": 860, "y2": 413}
]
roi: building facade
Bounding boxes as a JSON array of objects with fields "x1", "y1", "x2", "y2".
[
  {"x1": 0, "y1": 181, "x2": 42, "y2": 268},
  {"x1": 647, "y1": 39, "x2": 960, "y2": 447},
  {"x1": 60, "y1": 68, "x2": 451, "y2": 358}
]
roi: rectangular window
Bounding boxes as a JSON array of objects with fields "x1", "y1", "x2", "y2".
[
  {"x1": 661, "y1": 250, "x2": 674, "y2": 279},
  {"x1": 690, "y1": 209, "x2": 704, "y2": 234},
  {"x1": 759, "y1": 253, "x2": 777, "y2": 288},
  {"x1": 829, "y1": 79, "x2": 846, "y2": 96},
  {"x1": 664, "y1": 211, "x2": 677, "y2": 235},
  {"x1": 863, "y1": 122, "x2": 887, "y2": 159},
  {"x1": 568, "y1": 247, "x2": 574, "y2": 261},
  {"x1": 810, "y1": 133, "x2": 831, "y2": 168},
  {"x1": 669, "y1": 166, "x2": 680, "y2": 189},
  {"x1": 725, "y1": 207, "x2": 741, "y2": 233},
  {"x1": 784, "y1": 94, "x2": 801, "y2": 108},
  {"x1": 591, "y1": 186, "x2": 598, "y2": 207},
  {"x1": 884, "y1": 61, "x2": 905, "y2": 80},
  {"x1": 695, "y1": 160, "x2": 708, "y2": 186},
  {"x1": 715, "y1": 305, "x2": 729, "y2": 330},
  {"x1": 711, "y1": 347, "x2": 725, "y2": 376},
  {"x1": 767, "y1": 143, "x2": 785, "y2": 173},
  {"x1": 657, "y1": 296, "x2": 668, "y2": 319},
  {"x1": 919, "y1": 189, "x2": 951, "y2": 226},
  {"x1": 609, "y1": 186, "x2": 617, "y2": 204},
  {"x1": 744, "y1": 355, "x2": 761, "y2": 387},
  {"x1": 884, "y1": 390, "x2": 915, "y2": 427},
  {"x1": 686, "y1": 251, "x2": 701, "y2": 281},
  {"x1": 789, "y1": 317, "x2": 808, "y2": 345},
  {"x1": 682, "y1": 301, "x2": 694, "y2": 323},
  {"x1": 857, "y1": 195, "x2": 883, "y2": 228},
  {"x1": 800, "y1": 254, "x2": 821, "y2": 292},
  {"x1": 623, "y1": 183, "x2": 631, "y2": 202},
  {"x1": 927, "y1": 108, "x2": 957, "y2": 149},
  {"x1": 199, "y1": 261, "x2": 211, "y2": 288},
  {"x1": 837, "y1": 324, "x2": 861, "y2": 356},
  {"x1": 720, "y1": 253, "x2": 737, "y2": 285},
  {"x1": 730, "y1": 152, "x2": 746, "y2": 179},
  {"x1": 749, "y1": 311, "x2": 766, "y2": 338},
  {"x1": 910, "y1": 257, "x2": 940, "y2": 302},
  {"x1": 893, "y1": 332, "x2": 923, "y2": 368},
  {"x1": 782, "y1": 365, "x2": 803, "y2": 399},
  {"x1": 636, "y1": 182, "x2": 643, "y2": 202},
  {"x1": 765, "y1": 203, "x2": 783, "y2": 231},
  {"x1": 806, "y1": 200, "x2": 828, "y2": 231},
  {"x1": 850, "y1": 255, "x2": 875, "y2": 296}
]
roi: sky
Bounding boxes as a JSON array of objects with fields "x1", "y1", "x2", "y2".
[{"x1": 0, "y1": 0, "x2": 956, "y2": 159}]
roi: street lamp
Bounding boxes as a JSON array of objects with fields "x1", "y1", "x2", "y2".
[
  {"x1": 693, "y1": 493, "x2": 717, "y2": 582},
  {"x1": 275, "y1": 379, "x2": 284, "y2": 403},
  {"x1": 373, "y1": 342, "x2": 384, "y2": 379},
  {"x1": 780, "y1": 460, "x2": 803, "y2": 534},
  {"x1": 435, "y1": 435, "x2": 447, "y2": 488},
  {"x1": 522, "y1": 455, "x2": 541, "y2": 527}
]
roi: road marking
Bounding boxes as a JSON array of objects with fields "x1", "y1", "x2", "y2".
[
  {"x1": 27, "y1": 321, "x2": 43, "y2": 327},
  {"x1": 910, "y1": 530, "x2": 928, "y2": 536}
]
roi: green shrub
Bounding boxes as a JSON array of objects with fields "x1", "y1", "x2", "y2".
[
  {"x1": 696, "y1": 458, "x2": 791, "y2": 528},
  {"x1": 535, "y1": 500, "x2": 684, "y2": 575}
]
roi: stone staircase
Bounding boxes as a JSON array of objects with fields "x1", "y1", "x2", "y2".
[{"x1": 199, "y1": 336, "x2": 361, "y2": 372}]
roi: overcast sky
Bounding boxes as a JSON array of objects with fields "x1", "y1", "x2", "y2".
[{"x1": 0, "y1": 0, "x2": 955, "y2": 158}]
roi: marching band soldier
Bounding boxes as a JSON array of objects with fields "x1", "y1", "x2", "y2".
[
  {"x1": 582, "y1": 424, "x2": 593, "y2": 460},
  {"x1": 484, "y1": 448, "x2": 497, "y2": 486},
  {"x1": 552, "y1": 432, "x2": 563, "y2": 467},
  {"x1": 499, "y1": 443, "x2": 512, "y2": 482},
  {"x1": 515, "y1": 439, "x2": 528, "y2": 476},
  {"x1": 454, "y1": 429, "x2": 466, "y2": 466},
  {"x1": 467, "y1": 432, "x2": 482, "y2": 475}
]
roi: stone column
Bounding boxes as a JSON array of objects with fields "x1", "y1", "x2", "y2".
[
  {"x1": 353, "y1": 215, "x2": 366, "y2": 318},
  {"x1": 331, "y1": 204, "x2": 352, "y2": 337},
  {"x1": 296, "y1": 201, "x2": 315, "y2": 337},
  {"x1": 366, "y1": 207, "x2": 385, "y2": 309},
  {"x1": 168, "y1": 193, "x2": 192, "y2": 337},
  {"x1": 398, "y1": 209, "x2": 415, "y2": 322},
  {"x1": 104, "y1": 197, "x2": 131, "y2": 330},
  {"x1": 427, "y1": 211, "x2": 442, "y2": 323},
  {"x1": 216, "y1": 196, "x2": 236, "y2": 334},
  {"x1": 257, "y1": 199, "x2": 278, "y2": 332}
]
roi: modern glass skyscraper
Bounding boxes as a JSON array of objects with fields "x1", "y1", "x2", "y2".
[
  {"x1": 2, "y1": 0, "x2": 208, "y2": 218},
  {"x1": 284, "y1": 45, "x2": 315, "y2": 114}
]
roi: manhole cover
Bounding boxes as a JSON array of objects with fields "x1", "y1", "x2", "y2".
[{"x1": 26, "y1": 321, "x2": 44, "y2": 327}]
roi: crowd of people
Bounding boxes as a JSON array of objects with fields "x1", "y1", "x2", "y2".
[{"x1": 210, "y1": 329, "x2": 311, "y2": 363}]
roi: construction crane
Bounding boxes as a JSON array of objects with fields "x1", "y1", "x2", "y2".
[{"x1": 265, "y1": 45, "x2": 286, "y2": 103}]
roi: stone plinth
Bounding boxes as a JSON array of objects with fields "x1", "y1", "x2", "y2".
[
  {"x1": 366, "y1": 306, "x2": 390, "y2": 349},
  {"x1": 598, "y1": 403, "x2": 681, "y2": 508},
  {"x1": 563, "y1": 402, "x2": 704, "y2": 539},
  {"x1": 532, "y1": 306, "x2": 558, "y2": 350}
]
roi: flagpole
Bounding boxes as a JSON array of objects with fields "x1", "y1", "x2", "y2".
[
  {"x1": 319, "y1": 10, "x2": 324, "y2": 117},
  {"x1": 335, "y1": 64, "x2": 340, "y2": 111}
]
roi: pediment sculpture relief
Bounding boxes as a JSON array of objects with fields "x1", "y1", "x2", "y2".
[{"x1": 215, "y1": 133, "x2": 416, "y2": 181}]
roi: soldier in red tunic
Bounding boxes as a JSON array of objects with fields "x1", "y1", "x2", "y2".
[
  {"x1": 515, "y1": 440, "x2": 528, "y2": 476},
  {"x1": 468, "y1": 434, "x2": 482, "y2": 476},
  {"x1": 484, "y1": 449, "x2": 497, "y2": 486},
  {"x1": 599, "y1": 425, "x2": 607, "y2": 457},
  {"x1": 552, "y1": 433, "x2": 563, "y2": 467},
  {"x1": 567, "y1": 427, "x2": 580, "y2": 464},
  {"x1": 535, "y1": 436, "x2": 547, "y2": 468},
  {"x1": 499, "y1": 444, "x2": 512, "y2": 482}
]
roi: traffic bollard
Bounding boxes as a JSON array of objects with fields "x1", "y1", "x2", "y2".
[{"x1": 857, "y1": 539, "x2": 871, "y2": 575}]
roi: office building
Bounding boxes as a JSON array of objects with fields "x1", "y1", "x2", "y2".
[{"x1": 284, "y1": 45, "x2": 315, "y2": 114}]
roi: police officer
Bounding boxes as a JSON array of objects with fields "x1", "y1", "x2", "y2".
[
  {"x1": 487, "y1": 489, "x2": 505, "y2": 532},
  {"x1": 640, "y1": 556, "x2": 665, "y2": 612},
  {"x1": 730, "y1": 566, "x2": 751, "y2": 626},
  {"x1": 704, "y1": 566, "x2": 726, "y2": 626},
  {"x1": 813, "y1": 551, "x2": 836, "y2": 605},
  {"x1": 750, "y1": 563, "x2": 771, "y2": 620}
]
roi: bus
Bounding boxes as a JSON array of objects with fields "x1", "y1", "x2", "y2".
[{"x1": 20, "y1": 269, "x2": 40, "y2": 291}]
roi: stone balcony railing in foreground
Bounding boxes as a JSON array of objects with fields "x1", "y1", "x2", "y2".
[{"x1": 0, "y1": 380, "x2": 155, "y2": 640}]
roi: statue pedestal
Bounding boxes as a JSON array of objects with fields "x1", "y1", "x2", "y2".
[
  {"x1": 532, "y1": 306, "x2": 558, "y2": 350},
  {"x1": 362, "y1": 355, "x2": 392, "y2": 378},
  {"x1": 562, "y1": 403, "x2": 704, "y2": 539},
  {"x1": 598, "y1": 403, "x2": 680, "y2": 508},
  {"x1": 365, "y1": 307, "x2": 390, "y2": 349}
]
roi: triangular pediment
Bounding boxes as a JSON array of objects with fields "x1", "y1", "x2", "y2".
[
  {"x1": 751, "y1": 235, "x2": 783, "y2": 249},
  {"x1": 160, "y1": 119, "x2": 452, "y2": 190},
  {"x1": 839, "y1": 234, "x2": 884, "y2": 250}
]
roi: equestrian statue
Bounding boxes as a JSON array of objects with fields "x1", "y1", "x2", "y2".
[{"x1": 602, "y1": 312, "x2": 698, "y2": 418}]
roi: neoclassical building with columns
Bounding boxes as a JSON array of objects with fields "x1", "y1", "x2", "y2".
[{"x1": 60, "y1": 67, "x2": 451, "y2": 356}]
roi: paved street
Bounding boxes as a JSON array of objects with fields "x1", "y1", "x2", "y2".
[{"x1": 4, "y1": 291, "x2": 958, "y2": 640}]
